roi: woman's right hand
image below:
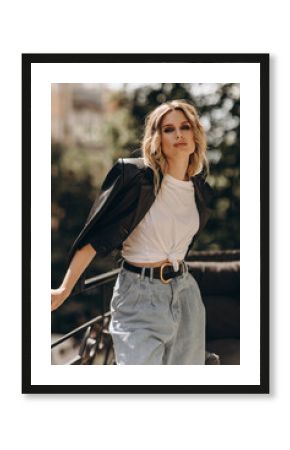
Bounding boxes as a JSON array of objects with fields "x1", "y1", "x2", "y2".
[
  {"x1": 51, "y1": 244, "x2": 96, "y2": 312},
  {"x1": 51, "y1": 287, "x2": 71, "y2": 311}
]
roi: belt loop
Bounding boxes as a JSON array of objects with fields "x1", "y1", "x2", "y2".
[
  {"x1": 182, "y1": 260, "x2": 187, "y2": 278},
  {"x1": 181, "y1": 261, "x2": 185, "y2": 278},
  {"x1": 141, "y1": 267, "x2": 146, "y2": 281},
  {"x1": 149, "y1": 267, "x2": 153, "y2": 283}
]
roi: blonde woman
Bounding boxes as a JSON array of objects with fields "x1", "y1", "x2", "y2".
[{"x1": 51, "y1": 100, "x2": 214, "y2": 365}]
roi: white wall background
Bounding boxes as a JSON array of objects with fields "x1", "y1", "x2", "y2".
[{"x1": 0, "y1": 1, "x2": 285, "y2": 449}]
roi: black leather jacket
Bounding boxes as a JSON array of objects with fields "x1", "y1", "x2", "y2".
[{"x1": 67, "y1": 157, "x2": 214, "y2": 266}]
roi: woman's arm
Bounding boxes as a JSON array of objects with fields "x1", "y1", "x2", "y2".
[
  {"x1": 66, "y1": 158, "x2": 124, "y2": 266},
  {"x1": 51, "y1": 243, "x2": 96, "y2": 311}
]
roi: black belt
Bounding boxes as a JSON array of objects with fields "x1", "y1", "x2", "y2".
[{"x1": 123, "y1": 260, "x2": 186, "y2": 284}]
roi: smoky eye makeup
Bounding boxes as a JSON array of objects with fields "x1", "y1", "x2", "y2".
[{"x1": 163, "y1": 123, "x2": 192, "y2": 133}]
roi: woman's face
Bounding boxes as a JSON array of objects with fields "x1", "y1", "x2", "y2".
[{"x1": 160, "y1": 109, "x2": 196, "y2": 161}]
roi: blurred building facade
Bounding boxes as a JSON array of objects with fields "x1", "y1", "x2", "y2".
[
  {"x1": 51, "y1": 83, "x2": 122, "y2": 188},
  {"x1": 51, "y1": 83, "x2": 115, "y2": 148}
]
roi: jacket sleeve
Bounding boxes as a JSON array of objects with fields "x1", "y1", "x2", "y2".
[
  {"x1": 84, "y1": 158, "x2": 124, "y2": 225},
  {"x1": 66, "y1": 158, "x2": 124, "y2": 265}
]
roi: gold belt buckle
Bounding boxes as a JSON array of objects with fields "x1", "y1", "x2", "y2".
[{"x1": 160, "y1": 262, "x2": 173, "y2": 284}]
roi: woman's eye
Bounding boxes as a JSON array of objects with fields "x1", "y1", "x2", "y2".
[{"x1": 163, "y1": 124, "x2": 191, "y2": 133}]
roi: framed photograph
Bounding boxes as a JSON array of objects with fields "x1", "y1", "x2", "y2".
[{"x1": 22, "y1": 53, "x2": 269, "y2": 394}]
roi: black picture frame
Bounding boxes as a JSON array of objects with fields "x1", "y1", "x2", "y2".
[{"x1": 22, "y1": 53, "x2": 269, "y2": 394}]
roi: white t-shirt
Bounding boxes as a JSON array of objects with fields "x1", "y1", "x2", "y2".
[{"x1": 121, "y1": 173, "x2": 200, "y2": 271}]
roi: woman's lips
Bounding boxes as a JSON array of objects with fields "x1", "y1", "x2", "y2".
[{"x1": 174, "y1": 142, "x2": 187, "y2": 147}]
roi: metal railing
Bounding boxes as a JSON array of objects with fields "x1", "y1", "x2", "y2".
[{"x1": 51, "y1": 268, "x2": 120, "y2": 365}]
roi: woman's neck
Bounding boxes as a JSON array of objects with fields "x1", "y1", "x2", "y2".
[{"x1": 165, "y1": 159, "x2": 190, "y2": 181}]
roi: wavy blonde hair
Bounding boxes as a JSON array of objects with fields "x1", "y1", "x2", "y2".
[{"x1": 141, "y1": 99, "x2": 208, "y2": 195}]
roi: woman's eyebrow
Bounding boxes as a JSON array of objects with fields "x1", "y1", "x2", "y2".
[{"x1": 162, "y1": 120, "x2": 190, "y2": 128}]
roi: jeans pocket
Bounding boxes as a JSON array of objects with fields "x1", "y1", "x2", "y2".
[
  {"x1": 111, "y1": 270, "x2": 140, "y2": 311},
  {"x1": 138, "y1": 279, "x2": 169, "y2": 310},
  {"x1": 187, "y1": 272, "x2": 200, "y2": 291},
  {"x1": 186, "y1": 273, "x2": 205, "y2": 310}
]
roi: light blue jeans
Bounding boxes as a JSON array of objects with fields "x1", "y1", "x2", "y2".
[{"x1": 109, "y1": 262, "x2": 206, "y2": 365}]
